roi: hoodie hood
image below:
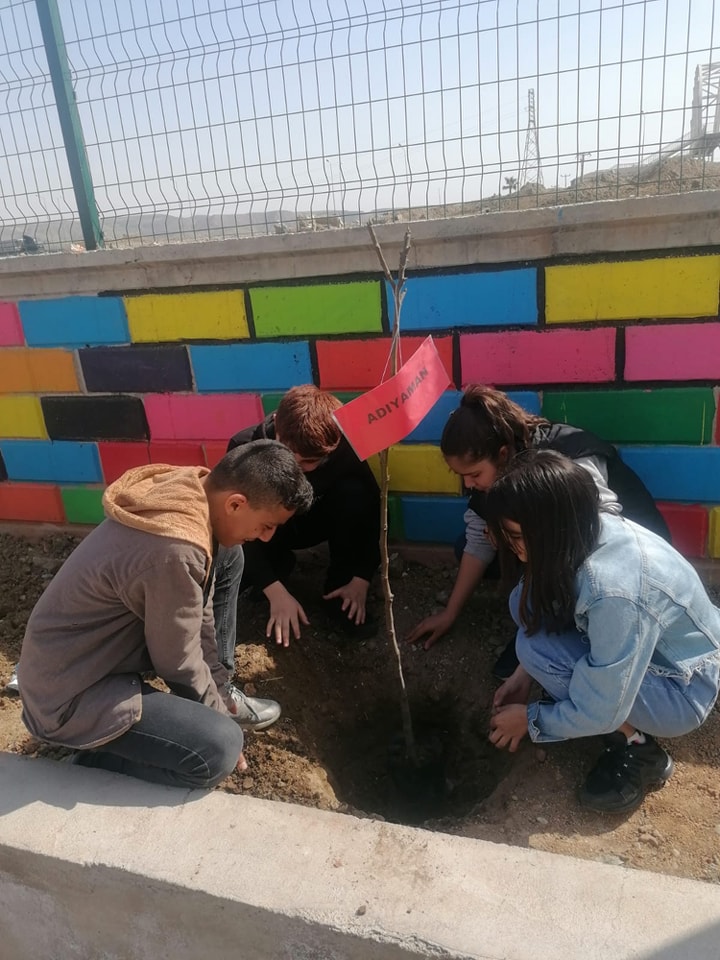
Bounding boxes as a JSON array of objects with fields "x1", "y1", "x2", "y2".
[{"x1": 103, "y1": 464, "x2": 213, "y2": 560}]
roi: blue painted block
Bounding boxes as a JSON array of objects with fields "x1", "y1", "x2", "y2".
[
  {"x1": 618, "y1": 446, "x2": 720, "y2": 503},
  {"x1": 0, "y1": 440, "x2": 103, "y2": 483},
  {"x1": 401, "y1": 494, "x2": 467, "y2": 543},
  {"x1": 190, "y1": 342, "x2": 313, "y2": 391},
  {"x1": 19, "y1": 296, "x2": 129, "y2": 348},
  {"x1": 391, "y1": 269, "x2": 538, "y2": 332},
  {"x1": 402, "y1": 390, "x2": 541, "y2": 443}
]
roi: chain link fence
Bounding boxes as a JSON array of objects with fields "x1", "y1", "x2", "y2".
[{"x1": 0, "y1": 0, "x2": 718, "y2": 252}]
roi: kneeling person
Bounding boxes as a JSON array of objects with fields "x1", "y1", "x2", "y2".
[
  {"x1": 18, "y1": 441, "x2": 313, "y2": 789},
  {"x1": 486, "y1": 449, "x2": 720, "y2": 814},
  {"x1": 215, "y1": 385, "x2": 381, "y2": 652}
]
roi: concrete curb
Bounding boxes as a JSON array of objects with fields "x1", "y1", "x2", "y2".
[{"x1": 0, "y1": 753, "x2": 718, "y2": 959}]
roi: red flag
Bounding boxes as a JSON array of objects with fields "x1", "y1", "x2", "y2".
[{"x1": 333, "y1": 336, "x2": 451, "y2": 460}]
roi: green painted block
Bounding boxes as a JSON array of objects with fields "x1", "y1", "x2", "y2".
[
  {"x1": 388, "y1": 495, "x2": 404, "y2": 540},
  {"x1": 61, "y1": 487, "x2": 105, "y2": 524},
  {"x1": 542, "y1": 389, "x2": 714, "y2": 445},
  {"x1": 250, "y1": 282, "x2": 382, "y2": 337},
  {"x1": 261, "y1": 392, "x2": 284, "y2": 415}
]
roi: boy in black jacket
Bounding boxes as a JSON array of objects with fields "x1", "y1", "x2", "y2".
[{"x1": 214, "y1": 386, "x2": 380, "y2": 661}]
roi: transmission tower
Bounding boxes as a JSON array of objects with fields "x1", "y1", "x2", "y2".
[{"x1": 519, "y1": 88, "x2": 543, "y2": 187}]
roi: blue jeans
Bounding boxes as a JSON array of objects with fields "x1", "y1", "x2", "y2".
[
  {"x1": 510, "y1": 585, "x2": 720, "y2": 740},
  {"x1": 73, "y1": 684, "x2": 244, "y2": 788},
  {"x1": 212, "y1": 545, "x2": 245, "y2": 673}
]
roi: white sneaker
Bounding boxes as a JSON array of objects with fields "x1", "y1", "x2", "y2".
[
  {"x1": 4, "y1": 667, "x2": 19, "y2": 694},
  {"x1": 227, "y1": 684, "x2": 281, "y2": 731}
]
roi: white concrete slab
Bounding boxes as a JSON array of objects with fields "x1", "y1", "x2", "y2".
[{"x1": 0, "y1": 753, "x2": 718, "y2": 960}]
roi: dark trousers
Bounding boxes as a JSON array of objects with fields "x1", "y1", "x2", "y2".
[
  {"x1": 242, "y1": 474, "x2": 381, "y2": 595},
  {"x1": 73, "y1": 684, "x2": 244, "y2": 789}
]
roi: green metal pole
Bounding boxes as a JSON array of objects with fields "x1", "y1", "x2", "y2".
[{"x1": 35, "y1": 0, "x2": 103, "y2": 250}]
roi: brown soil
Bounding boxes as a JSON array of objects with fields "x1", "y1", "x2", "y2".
[{"x1": 2, "y1": 530, "x2": 720, "y2": 885}]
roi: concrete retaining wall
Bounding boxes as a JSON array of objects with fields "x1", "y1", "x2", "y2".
[
  {"x1": 2, "y1": 752, "x2": 720, "y2": 960},
  {"x1": 1, "y1": 193, "x2": 720, "y2": 555}
]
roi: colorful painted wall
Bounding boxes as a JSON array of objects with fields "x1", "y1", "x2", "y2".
[{"x1": 1, "y1": 248, "x2": 719, "y2": 558}]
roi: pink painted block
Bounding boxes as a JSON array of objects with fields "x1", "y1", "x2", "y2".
[
  {"x1": 625, "y1": 323, "x2": 720, "y2": 381},
  {"x1": 460, "y1": 328, "x2": 616, "y2": 385},
  {"x1": 144, "y1": 393, "x2": 263, "y2": 441},
  {"x1": 0, "y1": 302, "x2": 23, "y2": 346}
]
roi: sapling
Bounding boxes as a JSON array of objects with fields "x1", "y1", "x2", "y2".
[{"x1": 367, "y1": 223, "x2": 417, "y2": 763}]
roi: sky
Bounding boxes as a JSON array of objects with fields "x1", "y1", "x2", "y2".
[{"x1": 0, "y1": 0, "x2": 718, "y2": 237}]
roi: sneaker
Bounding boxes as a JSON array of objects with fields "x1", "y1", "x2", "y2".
[
  {"x1": 492, "y1": 639, "x2": 519, "y2": 681},
  {"x1": 226, "y1": 684, "x2": 281, "y2": 731},
  {"x1": 579, "y1": 732, "x2": 674, "y2": 814},
  {"x1": 3, "y1": 666, "x2": 19, "y2": 694}
]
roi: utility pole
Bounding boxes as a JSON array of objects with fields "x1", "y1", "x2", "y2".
[{"x1": 519, "y1": 88, "x2": 543, "y2": 187}]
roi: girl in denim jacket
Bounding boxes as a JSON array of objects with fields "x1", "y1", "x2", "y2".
[{"x1": 486, "y1": 449, "x2": 720, "y2": 813}]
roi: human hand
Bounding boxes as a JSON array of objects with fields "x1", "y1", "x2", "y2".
[
  {"x1": 405, "y1": 609, "x2": 455, "y2": 650},
  {"x1": 323, "y1": 577, "x2": 369, "y2": 625},
  {"x1": 489, "y1": 704, "x2": 529, "y2": 752},
  {"x1": 492, "y1": 665, "x2": 532, "y2": 711},
  {"x1": 264, "y1": 582, "x2": 309, "y2": 647},
  {"x1": 236, "y1": 752, "x2": 248, "y2": 773}
]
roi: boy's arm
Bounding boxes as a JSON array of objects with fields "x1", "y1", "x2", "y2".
[{"x1": 126, "y1": 557, "x2": 230, "y2": 715}]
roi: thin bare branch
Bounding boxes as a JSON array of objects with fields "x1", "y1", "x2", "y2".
[{"x1": 367, "y1": 223, "x2": 394, "y2": 285}]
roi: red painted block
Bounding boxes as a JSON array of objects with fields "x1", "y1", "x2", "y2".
[
  {"x1": 204, "y1": 442, "x2": 229, "y2": 468},
  {"x1": 460, "y1": 328, "x2": 616, "y2": 385},
  {"x1": 0, "y1": 482, "x2": 65, "y2": 522},
  {"x1": 0, "y1": 302, "x2": 23, "y2": 346},
  {"x1": 657, "y1": 502, "x2": 709, "y2": 558},
  {"x1": 316, "y1": 336, "x2": 454, "y2": 390},
  {"x1": 98, "y1": 442, "x2": 150, "y2": 484},
  {"x1": 625, "y1": 323, "x2": 720, "y2": 381},
  {"x1": 149, "y1": 441, "x2": 205, "y2": 467},
  {"x1": 144, "y1": 393, "x2": 263, "y2": 440}
]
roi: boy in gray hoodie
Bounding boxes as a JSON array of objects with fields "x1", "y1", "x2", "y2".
[{"x1": 18, "y1": 441, "x2": 312, "y2": 789}]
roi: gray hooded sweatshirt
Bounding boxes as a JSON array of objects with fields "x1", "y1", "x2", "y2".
[{"x1": 18, "y1": 464, "x2": 231, "y2": 749}]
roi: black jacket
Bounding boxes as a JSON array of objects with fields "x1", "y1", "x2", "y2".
[{"x1": 469, "y1": 421, "x2": 671, "y2": 542}]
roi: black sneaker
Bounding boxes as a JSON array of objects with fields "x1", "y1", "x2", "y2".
[
  {"x1": 579, "y1": 732, "x2": 674, "y2": 814},
  {"x1": 492, "y1": 638, "x2": 519, "y2": 681}
]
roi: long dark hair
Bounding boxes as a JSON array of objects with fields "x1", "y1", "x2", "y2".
[
  {"x1": 441, "y1": 384, "x2": 548, "y2": 463},
  {"x1": 485, "y1": 449, "x2": 601, "y2": 634}
]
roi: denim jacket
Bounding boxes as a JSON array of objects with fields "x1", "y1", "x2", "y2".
[{"x1": 527, "y1": 513, "x2": 720, "y2": 742}]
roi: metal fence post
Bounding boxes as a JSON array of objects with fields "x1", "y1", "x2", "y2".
[{"x1": 35, "y1": 0, "x2": 103, "y2": 250}]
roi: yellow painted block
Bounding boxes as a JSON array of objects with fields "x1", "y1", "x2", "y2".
[
  {"x1": 545, "y1": 256, "x2": 720, "y2": 323},
  {"x1": 387, "y1": 445, "x2": 460, "y2": 494},
  {"x1": 708, "y1": 507, "x2": 720, "y2": 559},
  {"x1": 125, "y1": 291, "x2": 250, "y2": 342},
  {"x1": 0, "y1": 395, "x2": 47, "y2": 438}
]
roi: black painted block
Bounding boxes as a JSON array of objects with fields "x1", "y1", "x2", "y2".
[
  {"x1": 0, "y1": 450, "x2": 7, "y2": 482},
  {"x1": 41, "y1": 395, "x2": 150, "y2": 441},
  {"x1": 79, "y1": 345, "x2": 193, "y2": 393}
]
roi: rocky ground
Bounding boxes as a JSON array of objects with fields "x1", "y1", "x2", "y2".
[{"x1": 2, "y1": 530, "x2": 719, "y2": 885}]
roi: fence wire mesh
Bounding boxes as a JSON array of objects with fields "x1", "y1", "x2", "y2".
[{"x1": 0, "y1": 0, "x2": 718, "y2": 252}]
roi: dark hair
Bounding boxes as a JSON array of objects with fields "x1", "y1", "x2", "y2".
[
  {"x1": 441, "y1": 384, "x2": 547, "y2": 464},
  {"x1": 207, "y1": 440, "x2": 313, "y2": 514},
  {"x1": 275, "y1": 385, "x2": 342, "y2": 459},
  {"x1": 485, "y1": 449, "x2": 601, "y2": 634}
]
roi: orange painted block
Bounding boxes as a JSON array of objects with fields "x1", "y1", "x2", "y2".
[
  {"x1": 149, "y1": 441, "x2": 205, "y2": 467},
  {"x1": 98, "y1": 442, "x2": 150, "y2": 483},
  {"x1": 0, "y1": 482, "x2": 65, "y2": 522},
  {"x1": 316, "y1": 336, "x2": 454, "y2": 390},
  {"x1": 0, "y1": 348, "x2": 79, "y2": 393},
  {"x1": 203, "y1": 442, "x2": 228, "y2": 468}
]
